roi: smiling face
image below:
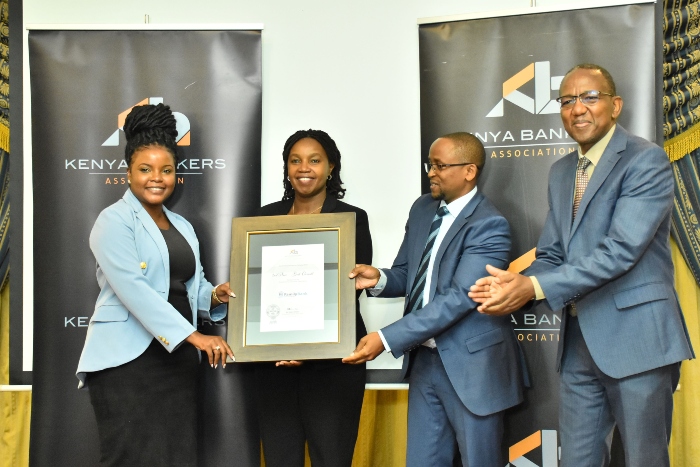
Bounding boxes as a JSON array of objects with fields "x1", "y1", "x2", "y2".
[
  {"x1": 286, "y1": 137, "x2": 335, "y2": 200},
  {"x1": 127, "y1": 145, "x2": 176, "y2": 211},
  {"x1": 427, "y1": 137, "x2": 477, "y2": 204},
  {"x1": 559, "y1": 68, "x2": 623, "y2": 154}
]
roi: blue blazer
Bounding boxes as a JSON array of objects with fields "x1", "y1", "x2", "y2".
[
  {"x1": 76, "y1": 189, "x2": 225, "y2": 388},
  {"x1": 379, "y1": 192, "x2": 526, "y2": 417},
  {"x1": 529, "y1": 125, "x2": 694, "y2": 378}
]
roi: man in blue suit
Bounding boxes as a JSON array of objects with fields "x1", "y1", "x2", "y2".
[
  {"x1": 343, "y1": 132, "x2": 526, "y2": 467},
  {"x1": 470, "y1": 64, "x2": 694, "y2": 467}
]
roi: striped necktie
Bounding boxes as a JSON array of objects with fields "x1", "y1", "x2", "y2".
[{"x1": 405, "y1": 205, "x2": 449, "y2": 314}]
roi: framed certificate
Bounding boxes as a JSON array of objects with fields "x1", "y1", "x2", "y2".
[{"x1": 227, "y1": 212, "x2": 357, "y2": 362}]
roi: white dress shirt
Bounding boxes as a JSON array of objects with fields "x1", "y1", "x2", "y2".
[{"x1": 373, "y1": 187, "x2": 478, "y2": 351}]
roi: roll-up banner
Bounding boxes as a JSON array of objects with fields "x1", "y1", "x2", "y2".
[
  {"x1": 27, "y1": 28, "x2": 262, "y2": 466},
  {"x1": 419, "y1": 3, "x2": 657, "y2": 465}
]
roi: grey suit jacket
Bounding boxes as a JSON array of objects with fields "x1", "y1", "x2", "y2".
[
  {"x1": 529, "y1": 125, "x2": 694, "y2": 378},
  {"x1": 379, "y1": 192, "x2": 526, "y2": 416}
]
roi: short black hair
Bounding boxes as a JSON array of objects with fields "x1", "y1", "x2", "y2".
[
  {"x1": 440, "y1": 132, "x2": 485, "y2": 178},
  {"x1": 281, "y1": 129, "x2": 346, "y2": 201},
  {"x1": 564, "y1": 63, "x2": 617, "y2": 96},
  {"x1": 123, "y1": 103, "x2": 179, "y2": 167}
]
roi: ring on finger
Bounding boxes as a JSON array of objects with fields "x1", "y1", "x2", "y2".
[{"x1": 214, "y1": 346, "x2": 221, "y2": 351}]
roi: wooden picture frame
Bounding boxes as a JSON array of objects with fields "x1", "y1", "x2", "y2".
[{"x1": 227, "y1": 212, "x2": 356, "y2": 362}]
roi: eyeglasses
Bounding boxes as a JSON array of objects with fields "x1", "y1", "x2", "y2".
[
  {"x1": 555, "y1": 90, "x2": 614, "y2": 109},
  {"x1": 424, "y1": 162, "x2": 474, "y2": 173}
]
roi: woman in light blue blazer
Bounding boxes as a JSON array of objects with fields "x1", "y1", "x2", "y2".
[{"x1": 76, "y1": 103, "x2": 234, "y2": 467}]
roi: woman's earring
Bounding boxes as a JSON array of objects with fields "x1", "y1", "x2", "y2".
[
  {"x1": 327, "y1": 174, "x2": 332, "y2": 181},
  {"x1": 287, "y1": 176, "x2": 290, "y2": 181},
  {"x1": 128, "y1": 179, "x2": 131, "y2": 185}
]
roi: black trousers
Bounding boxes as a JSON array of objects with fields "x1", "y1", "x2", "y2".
[{"x1": 254, "y1": 360, "x2": 366, "y2": 467}]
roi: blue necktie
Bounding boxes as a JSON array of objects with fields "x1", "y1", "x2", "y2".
[{"x1": 405, "y1": 206, "x2": 449, "y2": 314}]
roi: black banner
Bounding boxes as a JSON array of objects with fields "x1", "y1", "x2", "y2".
[
  {"x1": 28, "y1": 29, "x2": 262, "y2": 466},
  {"x1": 419, "y1": 4, "x2": 657, "y2": 465}
]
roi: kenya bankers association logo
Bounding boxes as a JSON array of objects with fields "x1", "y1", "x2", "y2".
[
  {"x1": 508, "y1": 430, "x2": 559, "y2": 467},
  {"x1": 487, "y1": 62, "x2": 564, "y2": 118},
  {"x1": 102, "y1": 97, "x2": 191, "y2": 146}
]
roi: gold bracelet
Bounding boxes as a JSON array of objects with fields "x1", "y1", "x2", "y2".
[{"x1": 212, "y1": 287, "x2": 224, "y2": 305}]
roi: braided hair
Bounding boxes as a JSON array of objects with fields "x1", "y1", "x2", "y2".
[
  {"x1": 123, "y1": 103, "x2": 179, "y2": 166},
  {"x1": 282, "y1": 129, "x2": 346, "y2": 201}
]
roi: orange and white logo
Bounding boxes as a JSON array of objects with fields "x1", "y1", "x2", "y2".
[
  {"x1": 102, "y1": 97, "x2": 191, "y2": 146},
  {"x1": 487, "y1": 62, "x2": 563, "y2": 118},
  {"x1": 508, "y1": 430, "x2": 559, "y2": 467}
]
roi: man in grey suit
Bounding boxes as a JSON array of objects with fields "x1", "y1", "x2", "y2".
[
  {"x1": 343, "y1": 132, "x2": 526, "y2": 467},
  {"x1": 470, "y1": 64, "x2": 694, "y2": 467}
]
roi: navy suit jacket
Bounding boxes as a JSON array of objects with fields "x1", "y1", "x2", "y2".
[
  {"x1": 379, "y1": 191, "x2": 526, "y2": 416},
  {"x1": 528, "y1": 125, "x2": 694, "y2": 378}
]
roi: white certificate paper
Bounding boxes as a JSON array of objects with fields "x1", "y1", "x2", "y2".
[{"x1": 260, "y1": 243, "x2": 325, "y2": 332}]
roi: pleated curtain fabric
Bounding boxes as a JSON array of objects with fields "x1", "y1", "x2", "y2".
[
  {"x1": 0, "y1": 4, "x2": 27, "y2": 467},
  {"x1": 662, "y1": 2, "x2": 700, "y2": 467},
  {"x1": 664, "y1": 0, "x2": 700, "y2": 286}
]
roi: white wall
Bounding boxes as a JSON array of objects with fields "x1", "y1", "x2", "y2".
[{"x1": 23, "y1": 0, "x2": 598, "y2": 371}]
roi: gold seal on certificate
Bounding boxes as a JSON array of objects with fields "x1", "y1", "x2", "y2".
[{"x1": 226, "y1": 213, "x2": 357, "y2": 362}]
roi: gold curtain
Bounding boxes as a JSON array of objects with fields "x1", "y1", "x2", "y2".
[
  {"x1": 0, "y1": 285, "x2": 31, "y2": 467},
  {"x1": 660, "y1": 1, "x2": 700, "y2": 462},
  {"x1": 351, "y1": 390, "x2": 407, "y2": 467},
  {"x1": 669, "y1": 239, "x2": 700, "y2": 466},
  {"x1": 0, "y1": 0, "x2": 25, "y2": 465}
]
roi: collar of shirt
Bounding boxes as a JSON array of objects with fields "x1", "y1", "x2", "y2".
[
  {"x1": 577, "y1": 124, "x2": 616, "y2": 176},
  {"x1": 420, "y1": 187, "x2": 477, "y2": 348},
  {"x1": 440, "y1": 185, "x2": 478, "y2": 219},
  {"x1": 422, "y1": 186, "x2": 478, "y2": 311}
]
